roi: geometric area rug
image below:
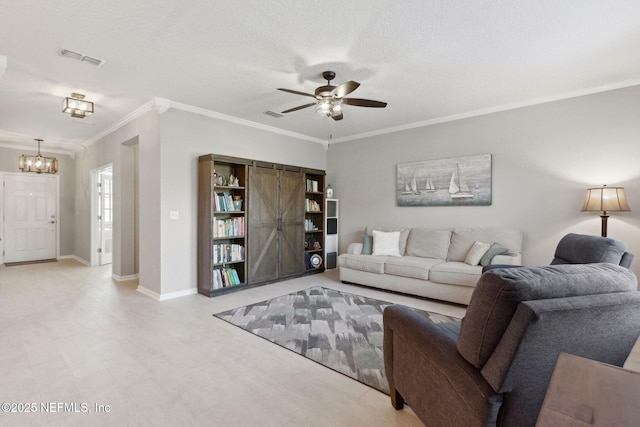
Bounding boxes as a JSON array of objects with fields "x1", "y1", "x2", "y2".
[{"x1": 214, "y1": 286, "x2": 461, "y2": 395}]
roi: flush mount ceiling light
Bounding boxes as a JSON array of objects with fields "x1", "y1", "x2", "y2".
[
  {"x1": 63, "y1": 92, "x2": 94, "y2": 118},
  {"x1": 60, "y1": 48, "x2": 105, "y2": 67},
  {"x1": 19, "y1": 139, "x2": 58, "y2": 174}
]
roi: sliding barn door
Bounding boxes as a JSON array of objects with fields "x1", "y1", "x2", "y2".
[
  {"x1": 247, "y1": 167, "x2": 279, "y2": 283},
  {"x1": 247, "y1": 167, "x2": 305, "y2": 283},
  {"x1": 278, "y1": 170, "x2": 305, "y2": 277}
]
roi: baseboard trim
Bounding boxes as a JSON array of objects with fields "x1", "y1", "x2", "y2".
[
  {"x1": 136, "y1": 285, "x2": 197, "y2": 301},
  {"x1": 59, "y1": 255, "x2": 91, "y2": 266},
  {"x1": 113, "y1": 273, "x2": 139, "y2": 282},
  {"x1": 136, "y1": 286, "x2": 161, "y2": 300}
]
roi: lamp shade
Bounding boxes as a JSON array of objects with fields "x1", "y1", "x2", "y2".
[{"x1": 581, "y1": 186, "x2": 630, "y2": 213}]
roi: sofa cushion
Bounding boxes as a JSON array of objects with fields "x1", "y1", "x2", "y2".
[
  {"x1": 457, "y1": 263, "x2": 638, "y2": 369},
  {"x1": 372, "y1": 230, "x2": 402, "y2": 256},
  {"x1": 448, "y1": 228, "x2": 522, "y2": 262},
  {"x1": 405, "y1": 228, "x2": 452, "y2": 259},
  {"x1": 366, "y1": 226, "x2": 410, "y2": 255},
  {"x1": 429, "y1": 262, "x2": 483, "y2": 287},
  {"x1": 384, "y1": 256, "x2": 446, "y2": 280},
  {"x1": 338, "y1": 254, "x2": 389, "y2": 274}
]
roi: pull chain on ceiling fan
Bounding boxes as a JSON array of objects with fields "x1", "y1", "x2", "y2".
[{"x1": 277, "y1": 71, "x2": 387, "y2": 121}]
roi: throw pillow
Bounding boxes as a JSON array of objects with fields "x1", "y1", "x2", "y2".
[
  {"x1": 464, "y1": 241, "x2": 491, "y2": 266},
  {"x1": 361, "y1": 235, "x2": 373, "y2": 255},
  {"x1": 372, "y1": 230, "x2": 401, "y2": 256},
  {"x1": 366, "y1": 226, "x2": 410, "y2": 255},
  {"x1": 480, "y1": 243, "x2": 511, "y2": 266}
]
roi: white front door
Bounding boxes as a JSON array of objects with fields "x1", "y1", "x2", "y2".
[
  {"x1": 98, "y1": 169, "x2": 113, "y2": 265},
  {"x1": 4, "y1": 174, "x2": 58, "y2": 263}
]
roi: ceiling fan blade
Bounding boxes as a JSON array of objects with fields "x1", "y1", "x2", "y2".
[
  {"x1": 342, "y1": 98, "x2": 387, "y2": 108},
  {"x1": 281, "y1": 102, "x2": 317, "y2": 113},
  {"x1": 331, "y1": 112, "x2": 344, "y2": 121},
  {"x1": 331, "y1": 81, "x2": 360, "y2": 98},
  {"x1": 277, "y1": 88, "x2": 317, "y2": 98}
]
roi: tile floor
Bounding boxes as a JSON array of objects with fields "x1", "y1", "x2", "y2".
[{"x1": 0, "y1": 259, "x2": 466, "y2": 426}]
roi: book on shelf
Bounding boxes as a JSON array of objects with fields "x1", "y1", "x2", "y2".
[
  {"x1": 306, "y1": 179, "x2": 319, "y2": 193},
  {"x1": 214, "y1": 191, "x2": 238, "y2": 212},
  {"x1": 213, "y1": 217, "x2": 245, "y2": 238},
  {"x1": 212, "y1": 267, "x2": 242, "y2": 289},
  {"x1": 212, "y1": 243, "x2": 245, "y2": 264},
  {"x1": 305, "y1": 198, "x2": 321, "y2": 212}
]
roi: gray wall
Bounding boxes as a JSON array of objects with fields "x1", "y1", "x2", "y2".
[
  {"x1": 158, "y1": 109, "x2": 327, "y2": 295},
  {"x1": 73, "y1": 112, "x2": 153, "y2": 281},
  {"x1": 327, "y1": 85, "x2": 640, "y2": 278},
  {"x1": 6, "y1": 84, "x2": 638, "y2": 295},
  {"x1": 0, "y1": 145, "x2": 76, "y2": 257},
  {"x1": 71, "y1": 106, "x2": 326, "y2": 297}
]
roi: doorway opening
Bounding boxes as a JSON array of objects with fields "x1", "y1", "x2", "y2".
[{"x1": 91, "y1": 165, "x2": 113, "y2": 266}]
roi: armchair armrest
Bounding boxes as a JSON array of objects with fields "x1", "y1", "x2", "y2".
[
  {"x1": 491, "y1": 253, "x2": 522, "y2": 266},
  {"x1": 383, "y1": 305, "x2": 502, "y2": 427}
]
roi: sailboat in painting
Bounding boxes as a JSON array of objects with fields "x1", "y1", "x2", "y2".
[
  {"x1": 424, "y1": 175, "x2": 436, "y2": 192},
  {"x1": 411, "y1": 174, "x2": 420, "y2": 195},
  {"x1": 449, "y1": 164, "x2": 474, "y2": 199},
  {"x1": 401, "y1": 180, "x2": 412, "y2": 195}
]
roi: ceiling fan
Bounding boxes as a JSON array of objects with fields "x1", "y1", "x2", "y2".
[{"x1": 277, "y1": 71, "x2": 387, "y2": 121}]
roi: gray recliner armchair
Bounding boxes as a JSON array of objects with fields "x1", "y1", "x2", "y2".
[
  {"x1": 483, "y1": 232, "x2": 635, "y2": 274},
  {"x1": 383, "y1": 263, "x2": 640, "y2": 427},
  {"x1": 551, "y1": 232, "x2": 634, "y2": 268}
]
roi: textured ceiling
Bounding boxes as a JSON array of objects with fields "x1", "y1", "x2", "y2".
[{"x1": 1, "y1": 0, "x2": 640, "y2": 154}]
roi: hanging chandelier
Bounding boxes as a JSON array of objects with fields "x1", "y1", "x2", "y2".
[{"x1": 18, "y1": 139, "x2": 58, "y2": 174}]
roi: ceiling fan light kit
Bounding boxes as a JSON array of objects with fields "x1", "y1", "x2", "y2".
[
  {"x1": 62, "y1": 92, "x2": 94, "y2": 118},
  {"x1": 277, "y1": 70, "x2": 387, "y2": 121}
]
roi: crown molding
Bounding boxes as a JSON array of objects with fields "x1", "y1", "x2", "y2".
[
  {"x1": 168, "y1": 100, "x2": 326, "y2": 145},
  {"x1": 74, "y1": 99, "x2": 159, "y2": 153},
  {"x1": 0, "y1": 141, "x2": 73, "y2": 156},
  {"x1": 72, "y1": 97, "x2": 325, "y2": 154},
  {"x1": 329, "y1": 79, "x2": 640, "y2": 144}
]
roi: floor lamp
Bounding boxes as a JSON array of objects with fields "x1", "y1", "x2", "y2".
[{"x1": 581, "y1": 185, "x2": 631, "y2": 237}]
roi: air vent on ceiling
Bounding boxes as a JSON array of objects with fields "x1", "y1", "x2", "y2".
[
  {"x1": 264, "y1": 110, "x2": 283, "y2": 118},
  {"x1": 60, "y1": 49, "x2": 105, "y2": 67}
]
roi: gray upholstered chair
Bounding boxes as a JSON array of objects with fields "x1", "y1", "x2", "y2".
[
  {"x1": 483, "y1": 232, "x2": 635, "y2": 274},
  {"x1": 383, "y1": 263, "x2": 640, "y2": 427},
  {"x1": 551, "y1": 232, "x2": 634, "y2": 268}
]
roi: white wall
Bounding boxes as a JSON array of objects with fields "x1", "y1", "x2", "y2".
[
  {"x1": 158, "y1": 109, "x2": 327, "y2": 296},
  {"x1": 327, "y1": 85, "x2": 640, "y2": 278}
]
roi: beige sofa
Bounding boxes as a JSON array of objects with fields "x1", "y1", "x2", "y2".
[{"x1": 338, "y1": 226, "x2": 523, "y2": 305}]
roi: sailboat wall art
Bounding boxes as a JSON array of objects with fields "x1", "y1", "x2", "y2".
[{"x1": 397, "y1": 154, "x2": 492, "y2": 207}]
